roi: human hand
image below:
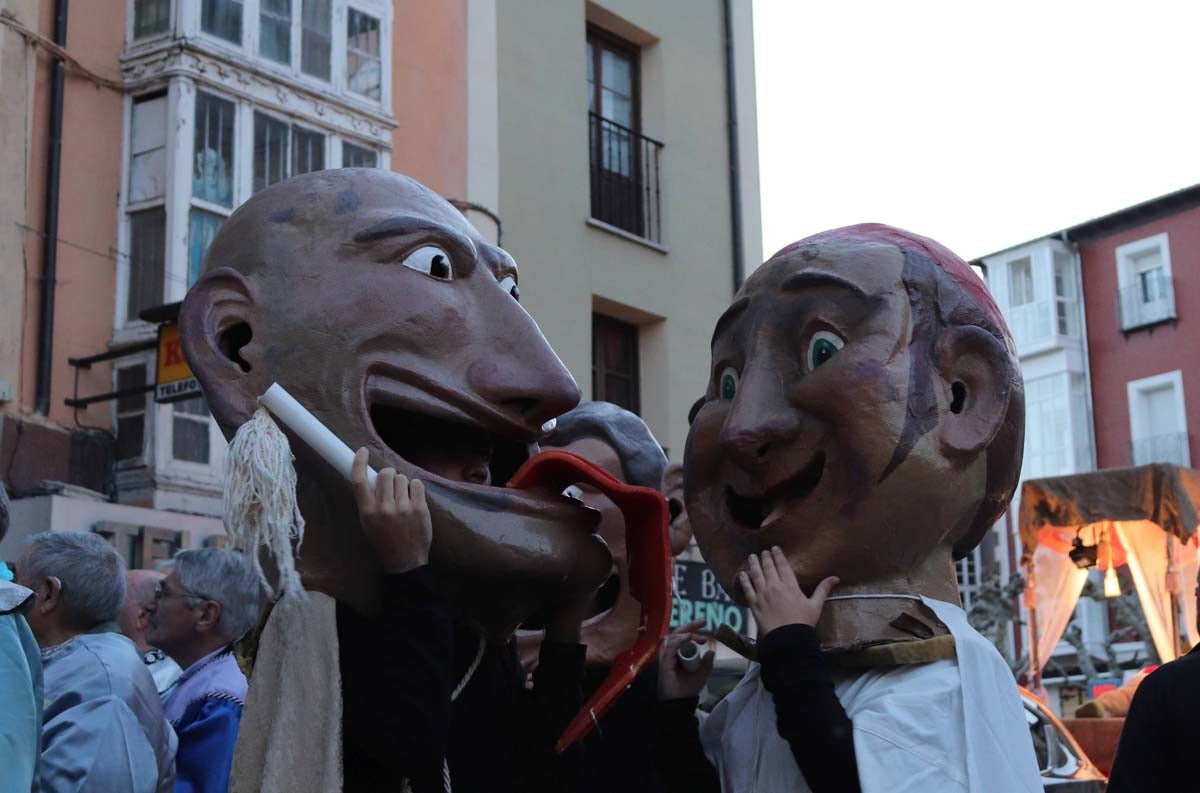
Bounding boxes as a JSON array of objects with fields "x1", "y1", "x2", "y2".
[
  {"x1": 657, "y1": 619, "x2": 715, "y2": 701},
  {"x1": 543, "y1": 586, "x2": 595, "y2": 644},
  {"x1": 352, "y1": 448, "x2": 432, "y2": 574},
  {"x1": 738, "y1": 547, "x2": 838, "y2": 636}
]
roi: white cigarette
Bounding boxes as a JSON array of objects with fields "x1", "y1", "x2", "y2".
[
  {"x1": 677, "y1": 639, "x2": 702, "y2": 673},
  {"x1": 259, "y1": 383, "x2": 378, "y2": 490}
]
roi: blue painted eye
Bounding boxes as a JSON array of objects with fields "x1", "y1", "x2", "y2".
[
  {"x1": 807, "y1": 331, "x2": 844, "y2": 371},
  {"x1": 719, "y1": 368, "x2": 738, "y2": 400}
]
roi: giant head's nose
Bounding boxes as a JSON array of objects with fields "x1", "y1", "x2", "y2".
[
  {"x1": 465, "y1": 295, "x2": 580, "y2": 432},
  {"x1": 718, "y1": 365, "x2": 800, "y2": 470}
]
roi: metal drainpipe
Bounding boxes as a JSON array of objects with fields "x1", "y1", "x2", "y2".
[
  {"x1": 1062, "y1": 231, "x2": 1098, "y2": 471},
  {"x1": 722, "y1": 0, "x2": 745, "y2": 295},
  {"x1": 35, "y1": 0, "x2": 69, "y2": 415}
]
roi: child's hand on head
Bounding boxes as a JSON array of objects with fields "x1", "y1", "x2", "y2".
[
  {"x1": 739, "y1": 546, "x2": 839, "y2": 636},
  {"x1": 352, "y1": 448, "x2": 433, "y2": 574}
]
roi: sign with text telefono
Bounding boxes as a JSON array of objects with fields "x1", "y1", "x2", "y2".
[
  {"x1": 156, "y1": 323, "x2": 201, "y2": 403},
  {"x1": 670, "y1": 559, "x2": 748, "y2": 634}
]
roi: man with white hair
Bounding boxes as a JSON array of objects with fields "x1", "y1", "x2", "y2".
[
  {"x1": 15, "y1": 531, "x2": 176, "y2": 793},
  {"x1": 118, "y1": 569, "x2": 182, "y2": 696},
  {"x1": 146, "y1": 548, "x2": 263, "y2": 793}
]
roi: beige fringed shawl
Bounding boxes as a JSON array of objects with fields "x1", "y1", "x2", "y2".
[{"x1": 229, "y1": 591, "x2": 344, "y2": 793}]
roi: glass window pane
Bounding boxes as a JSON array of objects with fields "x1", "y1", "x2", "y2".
[
  {"x1": 129, "y1": 95, "x2": 167, "y2": 203},
  {"x1": 600, "y1": 48, "x2": 632, "y2": 96},
  {"x1": 259, "y1": 0, "x2": 291, "y2": 63},
  {"x1": 117, "y1": 416, "x2": 147, "y2": 461},
  {"x1": 188, "y1": 209, "x2": 224, "y2": 285},
  {"x1": 173, "y1": 414, "x2": 211, "y2": 463},
  {"x1": 253, "y1": 112, "x2": 289, "y2": 192},
  {"x1": 117, "y1": 365, "x2": 148, "y2": 411},
  {"x1": 292, "y1": 127, "x2": 325, "y2": 176},
  {"x1": 301, "y1": 0, "x2": 332, "y2": 80},
  {"x1": 127, "y1": 207, "x2": 166, "y2": 320},
  {"x1": 134, "y1": 0, "x2": 170, "y2": 39},
  {"x1": 341, "y1": 142, "x2": 377, "y2": 168},
  {"x1": 346, "y1": 9, "x2": 381, "y2": 100},
  {"x1": 175, "y1": 395, "x2": 210, "y2": 416},
  {"x1": 193, "y1": 92, "x2": 235, "y2": 207},
  {"x1": 201, "y1": 0, "x2": 242, "y2": 44}
]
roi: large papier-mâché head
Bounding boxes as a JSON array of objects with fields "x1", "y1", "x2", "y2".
[
  {"x1": 685, "y1": 224, "x2": 1024, "y2": 601},
  {"x1": 180, "y1": 169, "x2": 611, "y2": 640}
]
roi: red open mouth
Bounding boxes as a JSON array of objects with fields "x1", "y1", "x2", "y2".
[
  {"x1": 725, "y1": 450, "x2": 826, "y2": 530},
  {"x1": 509, "y1": 451, "x2": 672, "y2": 753}
]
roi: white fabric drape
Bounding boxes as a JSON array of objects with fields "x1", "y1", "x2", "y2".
[
  {"x1": 1034, "y1": 543, "x2": 1089, "y2": 671},
  {"x1": 1115, "y1": 520, "x2": 1178, "y2": 663},
  {"x1": 1178, "y1": 537, "x2": 1199, "y2": 650}
]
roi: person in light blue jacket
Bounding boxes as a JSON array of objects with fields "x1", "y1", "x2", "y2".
[
  {"x1": 0, "y1": 482, "x2": 42, "y2": 793},
  {"x1": 16, "y1": 531, "x2": 176, "y2": 793}
]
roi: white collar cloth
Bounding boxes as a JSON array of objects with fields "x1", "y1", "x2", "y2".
[{"x1": 699, "y1": 596, "x2": 1043, "y2": 792}]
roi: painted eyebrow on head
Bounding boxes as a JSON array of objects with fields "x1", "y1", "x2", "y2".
[
  {"x1": 780, "y1": 269, "x2": 869, "y2": 298},
  {"x1": 351, "y1": 215, "x2": 474, "y2": 252},
  {"x1": 711, "y1": 297, "x2": 751, "y2": 347}
]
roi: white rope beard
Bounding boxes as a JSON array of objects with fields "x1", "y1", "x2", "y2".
[{"x1": 225, "y1": 406, "x2": 306, "y2": 601}]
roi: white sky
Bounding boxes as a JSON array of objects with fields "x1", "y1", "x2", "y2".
[{"x1": 752, "y1": 0, "x2": 1200, "y2": 262}]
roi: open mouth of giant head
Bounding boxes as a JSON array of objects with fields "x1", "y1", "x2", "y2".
[
  {"x1": 363, "y1": 370, "x2": 595, "y2": 521},
  {"x1": 724, "y1": 450, "x2": 826, "y2": 530}
]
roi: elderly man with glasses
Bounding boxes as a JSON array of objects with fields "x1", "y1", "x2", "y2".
[
  {"x1": 146, "y1": 548, "x2": 263, "y2": 793},
  {"x1": 15, "y1": 531, "x2": 176, "y2": 793}
]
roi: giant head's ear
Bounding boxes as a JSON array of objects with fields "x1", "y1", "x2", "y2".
[
  {"x1": 179, "y1": 267, "x2": 262, "y2": 434},
  {"x1": 933, "y1": 325, "x2": 1015, "y2": 458},
  {"x1": 660, "y1": 462, "x2": 693, "y2": 556}
]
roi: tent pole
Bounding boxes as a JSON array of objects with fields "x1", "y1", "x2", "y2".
[{"x1": 1024, "y1": 560, "x2": 1041, "y2": 692}]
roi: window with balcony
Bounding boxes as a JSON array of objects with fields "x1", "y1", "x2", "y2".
[
  {"x1": 122, "y1": 85, "x2": 381, "y2": 326},
  {"x1": 1116, "y1": 233, "x2": 1175, "y2": 331},
  {"x1": 586, "y1": 27, "x2": 662, "y2": 244},
  {"x1": 1127, "y1": 370, "x2": 1190, "y2": 467},
  {"x1": 592, "y1": 314, "x2": 640, "y2": 414}
]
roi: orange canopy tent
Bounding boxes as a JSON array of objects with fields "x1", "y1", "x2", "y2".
[{"x1": 1019, "y1": 464, "x2": 1200, "y2": 689}]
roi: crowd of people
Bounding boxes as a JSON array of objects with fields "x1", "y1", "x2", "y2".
[{"x1": 0, "y1": 481, "x2": 264, "y2": 793}]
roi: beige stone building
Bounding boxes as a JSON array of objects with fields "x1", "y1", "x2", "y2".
[{"x1": 0, "y1": 0, "x2": 759, "y2": 561}]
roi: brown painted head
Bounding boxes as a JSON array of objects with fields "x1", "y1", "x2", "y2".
[
  {"x1": 518, "y1": 401, "x2": 672, "y2": 669},
  {"x1": 685, "y1": 224, "x2": 1024, "y2": 603},
  {"x1": 179, "y1": 169, "x2": 611, "y2": 641}
]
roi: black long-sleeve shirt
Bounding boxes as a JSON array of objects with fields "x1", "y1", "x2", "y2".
[
  {"x1": 337, "y1": 566, "x2": 585, "y2": 793},
  {"x1": 653, "y1": 623, "x2": 860, "y2": 792},
  {"x1": 1106, "y1": 646, "x2": 1200, "y2": 793}
]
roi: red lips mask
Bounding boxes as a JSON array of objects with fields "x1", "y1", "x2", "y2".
[{"x1": 508, "y1": 450, "x2": 672, "y2": 752}]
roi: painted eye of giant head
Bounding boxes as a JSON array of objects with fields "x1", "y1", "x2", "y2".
[
  {"x1": 402, "y1": 245, "x2": 454, "y2": 280},
  {"x1": 719, "y1": 367, "x2": 739, "y2": 400},
  {"x1": 498, "y1": 274, "x2": 520, "y2": 301},
  {"x1": 806, "y1": 330, "x2": 844, "y2": 372},
  {"x1": 562, "y1": 484, "x2": 585, "y2": 502}
]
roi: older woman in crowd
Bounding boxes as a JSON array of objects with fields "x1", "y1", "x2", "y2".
[{"x1": 15, "y1": 531, "x2": 176, "y2": 793}]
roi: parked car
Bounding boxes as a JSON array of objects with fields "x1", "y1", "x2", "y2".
[{"x1": 1021, "y1": 687, "x2": 1108, "y2": 791}]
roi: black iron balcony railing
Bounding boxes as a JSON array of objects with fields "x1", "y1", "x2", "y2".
[
  {"x1": 588, "y1": 112, "x2": 663, "y2": 244},
  {"x1": 1130, "y1": 431, "x2": 1190, "y2": 467},
  {"x1": 1117, "y1": 272, "x2": 1176, "y2": 331}
]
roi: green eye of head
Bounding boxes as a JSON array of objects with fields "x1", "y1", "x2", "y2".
[
  {"x1": 807, "y1": 331, "x2": 844, "y2": 371},
  {"x1": 719, "y1": 369, "x2": 738, "y2": 400}
]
